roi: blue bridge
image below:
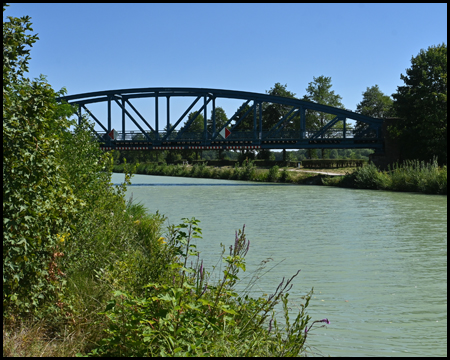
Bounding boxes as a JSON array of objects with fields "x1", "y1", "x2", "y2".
[{"x1": 57, "y1": 87, "x2": 384, "y2": 152}]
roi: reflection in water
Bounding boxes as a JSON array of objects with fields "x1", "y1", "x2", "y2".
[{"x1": 112, "y1": 173, "x2": 447, "y2": 357}]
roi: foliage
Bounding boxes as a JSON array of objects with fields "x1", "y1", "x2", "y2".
[
  {"x1": 267, "y1": 165, "x2": 280, "y2": 182},
  {"x1": 353, "y1": 162, "x2": 391, "y2": 190},
  {"x1": 302, "y1": 75, "x2": 345, "y2": 131},
  {"x1": 3, "y1": 4, "x2": 84, "y2": 317},
  {"x1": 186, "y1": 111, "x2": 205, "y2": 133},
  {"x1": 355, "y1": 84, "x2": 394, "y2": 135},
  {"x1": 207, "y1": 106, "x2": 228, "y2": 133},
  {"x1": 86, "y1": 219, "x2": 321, "y2": 357},
  {"x1": 356, "y1": 84, "x2": 394, "y2": 118},
  {"x1": 263, "y1": 82, "x2": 299, "y2": 130},
  {"x1": 391, "y1": 43, "x2": 447, "y2": 165},
  {"x1": 324, "y1": 160, "x2": 447, "y2": 194}
]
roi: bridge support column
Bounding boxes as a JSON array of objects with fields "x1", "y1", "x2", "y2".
[
  {"x1": 369, "y1": 117, "x2": 402, "y2": 170},
  {"x1": 122, "y1": 98, "x2": 126, "y2": 140}
]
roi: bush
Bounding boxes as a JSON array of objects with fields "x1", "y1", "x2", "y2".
[
  {"x1": 267, "y1": 166, "x2": 280, "y2": 182},
  {"x1": 279, "y1": 168, "x2": 292, "y2": 183}
]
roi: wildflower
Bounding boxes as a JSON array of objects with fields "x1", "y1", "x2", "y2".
[
  {"x1": 320, "y1": 318, "x2": 330, "y2": 324},
  {"x1": 158, "y1": 237, "x2": 166, "y2": 244},
  {"x1": 134, "y1": 220, "x2": 140, "y2": 225}
]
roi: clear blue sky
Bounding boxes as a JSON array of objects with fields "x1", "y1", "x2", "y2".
[{"x1": 4, "y1": 3, "x2": 447, "y2": 131}]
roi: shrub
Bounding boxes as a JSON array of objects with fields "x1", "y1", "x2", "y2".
[
  {"x1": 279, "y1": 168, "x2": 292, "y2": 183},
  {"x1": 267, "y1": 166, "x2": 280, "y2": 182},
  {"x1": 354, "y1": 162, "x2": 389, "y2": 189}
]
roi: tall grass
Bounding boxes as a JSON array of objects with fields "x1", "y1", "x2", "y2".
[
  {"x1": 4, "y1": 208, "x2": 328, "y2": 356},
  {"x1": 323, "y1": 158, "x2": 447, "y2": 194}
]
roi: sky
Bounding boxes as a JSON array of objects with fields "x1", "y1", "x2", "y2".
[{"x1": 4, "y1": 3, "x2": 447, "y2": 132}]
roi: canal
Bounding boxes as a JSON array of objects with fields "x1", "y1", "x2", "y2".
[{"x1": 112, "y1": 173, "x2": 447, "y2": 357}]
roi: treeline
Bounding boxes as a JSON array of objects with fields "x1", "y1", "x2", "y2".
[{"x1": 112, "y1": 147, "x2": 375, "y2": 165}]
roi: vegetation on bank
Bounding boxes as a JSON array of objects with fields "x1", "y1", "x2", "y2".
[
  {"x1": 113, "y1": 159, "x2": 323, "y2": 184},
  {"x1": 323, "y1": 159, "x2": 447, "y2": 195},
  {"x1": 4, "y1": 5, "x2": 328, "y2": 356},
  {"x1": 113, "y1": 158, "x2": 447, "y2": 195}
]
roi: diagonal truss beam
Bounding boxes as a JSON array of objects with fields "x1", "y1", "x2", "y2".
[
  {"x1": 214, "y1": 99, "x2": 251, "y2": 140},
  {"x1": 264, "y1": 106, "x2": 299, "y2": 139},
  {"x1": 113, "y1": 98, "x2": 152, "y2": 141},
  {"x1": 124, "y1": 98, "x2": 154, "y2": 132},
  {"x1": 175, "y1": 97, "x2": 212, "y2": 140},
  {"x1": 310, "y1": 115, "x2": 343, "y2": 139},
  {"x1": 163, "y1": 96, "x2": 201, "y2": 141},
  {"x1": 82, "y1": 104, "x2": 108, "y2": 133},
  {"x1": 230, "y1": 101, "x2": 256, "y2": 132}
]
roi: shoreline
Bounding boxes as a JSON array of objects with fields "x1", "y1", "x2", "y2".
[{"x1": 113, "y1": 161, "x2": 447, "y2": 195}]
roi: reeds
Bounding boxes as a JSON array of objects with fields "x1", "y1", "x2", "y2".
[{"x1": 323, "y1": 158, "x2": 447, "y2": 194}]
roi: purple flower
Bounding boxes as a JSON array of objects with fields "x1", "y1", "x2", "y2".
[
  {"x1": 305, "y1": 327, "x2": 308, "y2": 334},
  {"x1": 320, "y1": 318, "x2": 330, "y2": 324}
]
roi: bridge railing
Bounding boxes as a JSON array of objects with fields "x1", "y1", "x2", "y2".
[{"x1": 91, "y1": 128, "x2": 378, "y2": 144}]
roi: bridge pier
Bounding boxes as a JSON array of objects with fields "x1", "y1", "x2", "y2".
[{"x1": 369, "y1": 117, "x2": 401, "y2": 170}]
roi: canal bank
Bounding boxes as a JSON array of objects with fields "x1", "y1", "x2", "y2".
[{"x1": 113, "y1": 159, "x2": 447, "y2": 195}]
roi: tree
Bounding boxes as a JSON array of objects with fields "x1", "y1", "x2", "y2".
[
  {"x1": 3, "y1": 4, "x2": 82, "y2": 315},
  {"x1": 356, "y1": 85, "x2": 394, "y2": 118},
  {"x1": 233, "y1": 102, "x2": 255, "y2": 131},
  {"x1": 263, "y1": 83, "x2": 299, "y2": 131},
  {"x1": 391, "y1": 43, "x2": 447, "y2": 164},
  {"x1": 186, "y1": 111, "x2": 205, "y2": 133},
  {"x1": 303, "y1": 75, "x2": 344, "y2": 130},
  {"x1": 355, "y1": 85, "x2": 394, "y2": 137},
  {"x1": 302, "y1": 75, "x2": 345, "y2": 157},
  {"x1": 207, "y1": 106, "x2": 228, "y2": 133},
  {"x1": 3, "y1": 4, "x2": 121, "y2": 318}
]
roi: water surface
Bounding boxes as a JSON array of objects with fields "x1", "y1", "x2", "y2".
[{"x1": 112, "y1": 173, "x2": 447, "y2": 357}]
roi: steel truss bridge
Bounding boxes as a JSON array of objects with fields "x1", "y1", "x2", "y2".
[{"x1": 57, "y1": 87, "x2": 384, "y2": 152}]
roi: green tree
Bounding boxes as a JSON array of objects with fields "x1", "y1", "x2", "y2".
[
  {"x1": 3, "y1": 4, "x2": 83, "y2": 315},
  {"x1": 233, "y1": 101, "x2": 255, "y2": 131},
  {"x1": 391, "y1": 43, "x2": 447, "y2": 164},
  {"x1": 303, "y1": 75, "x2": 345, "y2": 130},
  {"x1": 207, "y1": 106, "x2": 228, "y2": 133},
  {"x1": 263, "y1": 82, "x2": 299, "y2": 131},
  {"x1": 257, "y1": 149, "x2": 275, "y2": 160},
  {"x1": 355, "y1": 85, "x2": 394, "y2": 136},
  {"x1": 186, "y1": 111, "x2": 205, "y2": 133},
  {"x1": 302, "y1": 75, "x2": 345, "y2": 157}
]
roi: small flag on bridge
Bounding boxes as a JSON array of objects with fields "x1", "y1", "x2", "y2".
[{"x1": 220, "y1": 128, "x2": 231, "y2": 139}]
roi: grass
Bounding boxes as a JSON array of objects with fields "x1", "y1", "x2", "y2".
[
  {"x1": 322, "y1": 159, "x2": 447, "y2": 194},
  {"x1": 113, "y1": 160, "x2": 334, "y2": 185},
  {"x1": 114, "y1": 158, "x2": 446, "y2": 195}
]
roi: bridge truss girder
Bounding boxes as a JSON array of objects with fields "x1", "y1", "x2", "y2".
[{"x1": 57, "y1": 87, "x2": 384, "y2": 152}]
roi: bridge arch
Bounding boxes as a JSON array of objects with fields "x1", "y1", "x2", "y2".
[{"x1": 57, "y1": 87, "x2": 384, "y2": 152}]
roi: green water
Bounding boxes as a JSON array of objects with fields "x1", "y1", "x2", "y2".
[{"x1": 112, "y1": 173, "x2": 447, "y2": 357}]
